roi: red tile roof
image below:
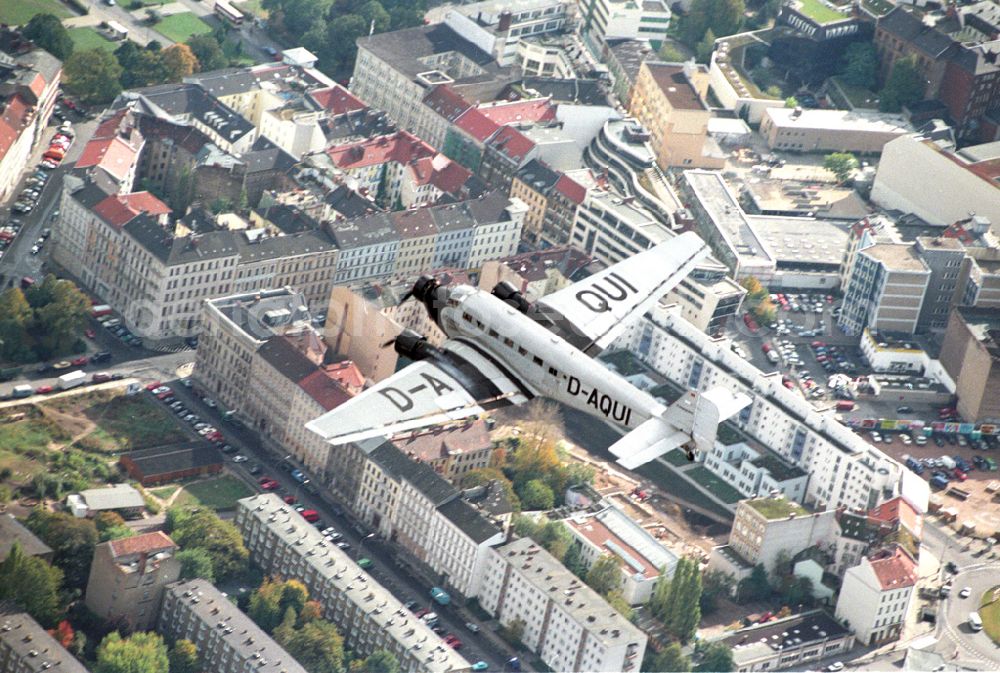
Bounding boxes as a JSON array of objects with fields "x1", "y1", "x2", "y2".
[
  {"x1": 565, "y1": 515, "x2": 659, "y2": 579},
  {"x1": 109, "y1": 531, "x2": 176, "y2": 558},
  {"x1": 326, "y1": 131, "x2": 436, "y2": 170},
  {"x1": 297, "y1": 369, "x2": 353, "y2": 411},
  {"x1": 26, "y1": 72, "x2": 46, "y2": 100},
  {"x1": 320, "y1": 360, "x2": 365, "y2": 393},
  {"x1": 453, "y1": 107, "x2": 500, "y2": 142},
  {"x1": 0, "y1": 95, "x2": 30, "y2": 156},
  {"x1": 309, "y1": 84, "x2": 366, "y2": 115},
  {"x1": 477, "y1": 98, "x2": 556, "y2": 126},
  {"x1": 122, "y1": 191, "x2": 171, "y2": 217},
  {"x1": 867, "y1": 496, "x2": 922, "y2": 539},
  {"x1": 77, "y1": 136, "x2": 139, "y2": 181},
  {"x1": 553, "y1": 173, "x2": 587, "y2": 204},
  {"x1": 93, "y1": 108, "x2": 129, "y2": 140},
  {"x1": 93, "y1": 195, "x2": 142, "y2": 229},
  {"x1": 423, "y1": 85, "x2": 471, "y2": 121},
  {"x1": 488, "y1": 126, "x2": 535, "y2": 163},
  {"x1": 868, "y1": 546, "x2": 917, "y2": 591},
  {"x1": 406, "y1": 154, "x2": 471, "y2": 194}
]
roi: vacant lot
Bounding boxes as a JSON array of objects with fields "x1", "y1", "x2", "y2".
[
  {"x1": 154, "y1": 12, "x2": 212, "y2": 42},
  {"x1": 636, "y1": 460, "x2": 734, "y2": 520},
  {"x1": 68, "y1": 27, "x2": 119, "y2": 52},
  {"x1": 173, "y1": 475, "x2": 253, "y2": 511},
  {"x1": 688, "y1": 466, "x2": 744, "y2": 504},
  {"x1": 0, "y1": 0, "x2": 71, "y2": 25}
]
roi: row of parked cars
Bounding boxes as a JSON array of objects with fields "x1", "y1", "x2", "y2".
[
  {"x1": 146, "y1": 380, "x2": 231, "y2": 452},
  {"x1": 96, "y1": 314, "x2": 144, "y2": 348},
  {"x1": 772, "y1": 292, "x2": 833, "y2": 314}
]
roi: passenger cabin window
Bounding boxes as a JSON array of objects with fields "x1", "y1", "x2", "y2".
[
  {"x1": 503, "y1": 338, "x2": 514, "y2": 348},
  {"x1": 488, "y1": 329, "x2": 498, "y2": 338},
  {"x1": 462, "y1": 313, "x2": 473, "y2": 323},
  {"x1": 518, "y1": 347, "x2": 527, "y2": 356},
  {"x1": 533, "y1": 356, "x2": 543, "y2": 366},
  {"x1": 548, "y1": 367, "x2": 558, "y2": 376}
]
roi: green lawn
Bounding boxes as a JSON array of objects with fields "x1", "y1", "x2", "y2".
[
  {"x1": 79, "y1": 394, "x2": 187, "y2": 450},
  {"x1": 795, "y1": 0, "x2": 849, "y2": 24},
  {"x1": 0, "y1": 0, "x2": 72, "y2": 25},
  {"x1": 636, "y1": 460, "x2": 734, "y2": 520},
  {"x1": 68, "y1": 27, "x2": 118, "y2": 52},
  {"x1": 174, "y1": 475, "x2": 254, "y2": 511},
  {"x1": 0, "y1": 416, "x2": 68, "y2": 452},
  {"x1": 150, "y1": 484, "x2": 180, "y2": 500},
  {"x1": 154, "y1": 12, "x2": 213, "y2": 42},
  {"x1": 981, "y1": 587, "x2": 1000, "y2": 645},
  {"x1": 663, "y1": 449, "x2": 691, "y2": 467},
  {"x1": 830, "y1": 77, "x2": 879, "y2": 110},
  {"x1": 239, "y1": 0, "x2": 268, "y2": 18},
  {"x1": 688, "y1": 466, "x2": 745, "y2": 504}
]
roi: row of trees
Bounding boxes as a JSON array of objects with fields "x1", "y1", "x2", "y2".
[
  {"x1": 90, "y1": 631, "x2": 201, "y2": 673},
  {"x1": 262, "y1": 0, "x2": 426, "y2": 78},
  {"x1": 247, "y1": 577, "x2": 400, "y2": 673},
  {"x1": 0, "y1": 275, "x2": 90, "y2": 363}
]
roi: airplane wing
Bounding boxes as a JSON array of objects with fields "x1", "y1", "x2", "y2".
[
  {"x1": 305, "y1": 358, "x2": 522, "y2": 446},
  {"x1": 536, "y1": 231, "x2": 709, "y2": 353}
]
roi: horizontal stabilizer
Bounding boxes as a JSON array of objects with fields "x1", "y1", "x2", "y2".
[{"x1": 610, "y1": 418, "x2": 690, "y2": 470}]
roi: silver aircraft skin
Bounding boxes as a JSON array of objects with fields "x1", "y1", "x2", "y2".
[{"x1": 307, "y1": 231, "x2": 751, "y2": 469}]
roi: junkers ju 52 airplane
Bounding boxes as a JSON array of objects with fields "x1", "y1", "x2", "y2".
[{"x1": 307, "y1": 231, "x2": 751, "y2": 468}]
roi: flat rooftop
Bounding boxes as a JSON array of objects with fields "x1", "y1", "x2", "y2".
[
  {"x1": 748, "y1": 215, "x2": 850, "y2": 269},
  {"x1": 724, "y1": 610, "x2": 850, "y2": 661},
  {"x1": 862, "y1": 243, "x2": 929, "y2": 272},
  {"x1": 745, "y1": 179, "x2": 869, "y2": 220},
  {"x1": 744, "y1": 496, "x2": 809, "y2": 519},
  {"x1": 765, "y1": 107, "x2": 910, "y2": 133},
  {"x1": 684, "y1": 170, "x2": 774, "y2": 266},
  {"x1": 565, "y1": 506, "x2": 678, "y2": 580},
  {"x1": 645, "y1": 62, "x2": 706, "y2": 111},
  {"x1": 208, "y1": 288, "x2": 313, "y2": 341}
]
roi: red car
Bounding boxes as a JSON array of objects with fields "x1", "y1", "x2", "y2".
[
  {"x1": 85, "y1": 329, "x2": 96, "y2": 339},
  {"x1": 414, "y1": 609, "x2": 430, "y2": 619},
  {"x1": 260, "y1": 480, "x2": 279, "y2": 491},
  {"x1": 61, "y1": 97, "x2": 77, "y2": 110},
  {"x1": 207, "y1": 431, "x2": 223, "y2": 442},
  {"x1": 145, "y1": 381, "x2": 162, "y2": 391},
  {"x1": 36, "y1": 385, "x2": 54, "y2": 394},
  {"x1": 743, "y1": 314, "x2": 759, "y2": 333},
  {"x1": 71, "y1": 356, "x2": 88, "y2": 366},
  {"x1": 444, "y1": 635, "x2": 462, "y2": 649},
  {"x1": 284, "y1": 495, "x2": 296, "y2": 505},
  {"x1": 953, "y1": 469, "x2": 967, "y2": 481},
  {"x1": 301, "y1": 509, "x2": 320, "y2": 523}
]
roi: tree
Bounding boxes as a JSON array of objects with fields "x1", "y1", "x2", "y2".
[
  {"x1": 25, "y1": 508, "x2": 98, "y2": 590},
  {"x1": 95, "y1": 632, "x2": 169, "y2": 673},
  {"x1": 186, "y1": 34, "x2": 227, "y2": 71},
  {"x1": 0, "y1": 288, "x2": 34, "y2": 362},
  {"x1": 500, "y1": 617, "x2": 526, "y2": 647},
  {"x1": 777, "y1": 575, "x2": 813, "y2": 607},
  {"x1": 361, "y1": 650, "x2": 399, "y2": 673},
  {"x1": 585, "y1": 555, "x2": 622, "y2": 597},
  {"x1": 737, "y1": 564, "x2": 771, "y2": 603},
  {"x1": 644, "y1": 643, "x2": 691, "y2": 672},
  {"x1": 249, "y1": 577, "x2": 309, "y2": 633},
  {"x1": 162, "y1": 44, "x2": 199, "y2": 81},
  {"x1": 563, "y1": 542, "x2": 587, "y2": 578},
  {"x1": 518, "y1": 479, "x2": 554, "y2": 510},
  {"x1": 64, "y1": 49, "x2": 123, "y2": 105},
  {"x1": 23, "y1": 13, "x2": 74, "y2": 60},
  {"x1": 168, "y1": 508, "x2": 248, "y2": 581},
  {"x1": 168, "y1": 639, "x2": 200, "y2": 673},
  {"x1": 701, "y1": 570, "x2": 734, "y2": 616},
  {"x1": 0, "y1": 543, "x2": 64, "y2": 626},
  {"x1": 94, "y1": 512, "x2": 134, "y2": 542},
  {"x1": 25, "y1": 275, "x2": 91, "y2": 359},
  {"x1": 651, "y1": 558, "x2": 702, "y2": 642},
  {"x1": 276, "y1": 619, "x2": 346, "y2": 673},
  {"x1": 740, "y1": 276, "x2": 776, "y2": 324},
  {"x1": 841, "y1": 42, "x2": 878, "y2": 91},
  {"x1": 785, "y1": 96, "x2": 799, "y2": 108},
  {"x1": 176, "y1": 548, "x2": 215, "y2": 582},
  {"x1": 116, "y1": 42, "x2": 168, "y2": 88},
  {"x1": 695, "y1": 642, "x2": 735, "y2": 672},
  {"x1": 680, "y1": 0, "x2": 744, "y2": 48},
  {"x1": 460, "y1": 468, "x2": 520, "y2": 511},
  {"x1": 537, "y1": 521, "x2": 573, "y2": 561},
  {"x1": 823, "y1": 152, "x2": 859, "y2": 184},
  {"x1": 659, "y1": 41, "x2": 686, "y2": 62},
  {"x1": 879, "y1": 55, "x2": 924, "y2": 112},
  {"x1": 696, "y1": 29, "x2": 716, "y2": 64}
]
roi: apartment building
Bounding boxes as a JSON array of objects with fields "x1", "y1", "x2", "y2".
[
  {"x1": 871, "y1": 132, "x2": 1000, "y2": 231},
  {"x1": 510, "y1": 159, "x2": 588, "y2": 247},
  {"x1": 709, "y1": 497, "x2": 836, "y2": 582},
  {"x1": 0, "y1": 45, "x2": 61, "y2": 202},
  {"x1": 578, "y1": 0, "x2": 672, "y2": 53},
  {"x1": 564, "y1": 505, "x2": 679, "y2": 604},
  {"x1": 159, "y1": 580, "x2": 307, "y2": 673},
  {"x1": 196, "y1": 288, "x2": 316, "y2": 414},
  {"x1": 479, "y1": 537, "x2": 647, "y2": 672},
  {"x1": 75, "y1": 107, "x2": 145, "y2": 194},
  {"x1": 628, "y1": 61, "x2": 723, "y2": 169},
  {"x1": 838, "y1": 244, "x2": 930, "y2": 336},
  {"x1": 234, "y1": 495, "x2": 470, "y2": 673},
  {"x1": 394, "y1": 420, "x2": 494, "y2": 482},
  {"x1": 85, "y1": 532, "x2": 180, "y2": 632},
  {"x1": 443, "y1": 0, "x2": 573, "y2": 66},
  {"x1": 701, "y1": 431, "x2": 809, "y2": 504},
  {"x1": 478, "y1": 246, "x2": 593, "y2": 302},
  {"x1": 613, "y1": 302, "x2": 929, "y2": 513},
  {"x1": 834, "y1": 546, "x2": 917, "y2": 646},
  {"x1": 0, "y1": 602, "x2": 89, "y2": 673},
  {"x1": 350, "y1": 24, "x2": 516, "y2": 146},
  {"x1": 939, "y1": 307, "x2": 1000, "y2": 422}
]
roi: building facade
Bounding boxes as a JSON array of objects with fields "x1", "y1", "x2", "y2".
[
  {"x1": 834, "y1": 546, "x2": 917, "y2": 646},
  {"x1": 85, "y1": 532, "x2": 180, "y2": 632},
  {"x1": 479, "y1": 537, "x2": 647, "y2": 672},
  {"x1": 939, "y1": 307, "x2": 1000, "y2": 422}
]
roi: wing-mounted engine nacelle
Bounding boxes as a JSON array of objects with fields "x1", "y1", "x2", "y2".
[
  {"x1": 406, "y1": 275, "x2": 449, "y2": 324},
  {"x1": 393, "y1": 329, "x2": 437, "y2": 360},
  {"x1": 491, "y1": 281, "x2": 531, "y2": 314}
]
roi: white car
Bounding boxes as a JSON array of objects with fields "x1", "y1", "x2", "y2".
[
  {"x1": 826, "y1": 663, "x2": 844, "y2": 672},
  {"x1": 233, "y1": 455, "x2": 248, "y2": 463},
  {"x1": 959, "y1": 587, "x2": 972, "y2": 599}
]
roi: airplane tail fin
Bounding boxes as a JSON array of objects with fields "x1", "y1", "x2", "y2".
[{"x1": 609, "y1": 387, "x2": 752, "y2": 470}]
